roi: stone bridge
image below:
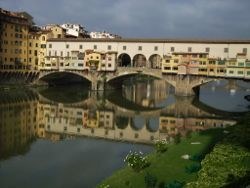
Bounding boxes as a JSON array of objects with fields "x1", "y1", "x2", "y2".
[
  {"x1": 37, "y1": 67, "x2": 214, "y2": 96},
  {"x1": 0, "y1": 67, "x2": 220, "y2": 96}
]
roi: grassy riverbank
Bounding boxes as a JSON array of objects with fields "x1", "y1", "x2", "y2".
[{"x1": 98, "y1": 128, "x2": 225, "y2": 188}]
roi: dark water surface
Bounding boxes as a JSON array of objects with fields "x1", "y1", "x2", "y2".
[{"x1": 0, "y1": 78, "x2": 249, "y2": 188}]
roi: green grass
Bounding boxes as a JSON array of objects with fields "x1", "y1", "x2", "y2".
[{"x1": 98, "y1": 129, "x2": 224, "y2": 188}]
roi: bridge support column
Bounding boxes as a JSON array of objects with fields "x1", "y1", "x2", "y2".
[
  {"x1": 175, "y1": 75, "x2": 198, "y2": 96},
  {"x1": 91, "y1": 79, "x2": 105, "y2": 91}
]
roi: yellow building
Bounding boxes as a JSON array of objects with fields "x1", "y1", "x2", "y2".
[
  {"x1": 38, "y1": 31, "x2": 50, "y2": 69},
  {"x1": 196, "y1": 53, "x2": 209, "y2": 75},
  {"x1": 161, "y1": 55, "x2": 175, "y2": 74},
  {"x1": 47, "y1": 25, "x2": 66, "y2": 39},
  {"x1": 84, "y1": 50, "x2": 102, "y2": 70},
  {"x1": 215, "y1": 59, "x2": 226, "y2": 77},
  {"x1": 245, "y1": 59, "x2": 250, "y2": 79},
  {"x1": 162, "y1": 52, "x2": 208, "y2": 75},
  {"x1": 27, "y1": 31, "x2": 41, "y2": 70},
  {"x1": 226, "y1": 53, "x2": 246, "y2": 78},
  {"x1": 207, "y1": 58, "x2": 217, "y2": 76},
  {"x1": 0, "y1": 8, "x2": 30, "y2": 69}
]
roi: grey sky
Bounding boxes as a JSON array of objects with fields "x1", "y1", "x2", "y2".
[{"x1": 1, "y1": 0, "x2": 250, "y2": 39}]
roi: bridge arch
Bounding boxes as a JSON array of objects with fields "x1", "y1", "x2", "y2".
[
  {"x1": 117, "y1": 53, "x2": 132, "y2": 67},
  {"x1": 149, "y1": 54, "x2": 162, "y2": 69},
  {"x1": 38, "y1": 71, "x2": 92, "y2": 85},
  {"x1": 133, "y1": 54, "x2": 147, "y2": 67}
]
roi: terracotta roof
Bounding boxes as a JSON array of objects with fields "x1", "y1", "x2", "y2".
[
  {"x1": 47, "y1": 38, "x2": 250, "y2": 44},
  {"x1": 0, "y1": 8, "x2": 29, "y2": 25}
]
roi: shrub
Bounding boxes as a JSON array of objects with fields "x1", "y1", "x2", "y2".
[
  {"x1": 155, "y1": 139, "x2": 168, "y2": 153},
  {"x1": 124, "y1": 151, "x2": 150, "y2": 172}
]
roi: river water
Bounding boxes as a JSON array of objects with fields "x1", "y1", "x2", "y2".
[{"x1": 0, "y1": 78, "x2": 249, "y2": 188}]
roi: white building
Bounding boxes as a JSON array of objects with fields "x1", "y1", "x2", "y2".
[
  {"x1": 61, "y1": 23, "x2": 88, "y2": 38},
  {"x1": 46, "y1": 38, "x2": 250, "y2": 62},
  {"x1": 90, "y1": 31, "x2": 121, "y2": 39}
]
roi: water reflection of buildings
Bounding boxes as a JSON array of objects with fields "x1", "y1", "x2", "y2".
[
  {"x1": 159, "y1": 117, "x2": 234, "y2": 137},
  {"x1": 0, "y1": 92, "x2": 38, "y2": 159},
  {"x1": 123, "y1": 80, "x2": 169, "y2": 107},
  {"x1": 37, "y1": 98, "x2": 236, "y2": 144}
]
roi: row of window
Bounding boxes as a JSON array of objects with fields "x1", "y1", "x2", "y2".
[
  {"x1": 1, "y1": 41, "x2": 41, "y2": 48},
  {"x1": 1, "y1": 48, "x2": 23, "y2": 54},
  {"x1": 1, "y1": 40, "x2": 23, "y2": 46},
  {"x1": 1, "y1": 57, "x2": 24, "y2": 63},
  {"x1": 165, "y1": 59, "x2": 249, "y2": 66},
  {"x1": 163, "y1": 65, "x2": 250, "y2": 74},
  {"x1": 28, "y1": 35, "x2": 39, "y2": 40},
  {"x1": 1, "y1": 48, "x2": 38, "y2": 55},
  {"x1": 3, "y1": 32, "x2": 27, "y2": 38},
  {"x1": 48, "y1": 44, "x2": 248, "y2": 54},
  {"x1": 1, "y1": 57, "x2": 39, "y2": 63},
  {"x1": 2, "y1": 23, "x2": 23, "y2": 30},
  {"x1": 228, "y1": 70, "x2": 250, "y2": 75},
  {"x1": 29, "y1": 42, "x2": 39, "y2": 47}
]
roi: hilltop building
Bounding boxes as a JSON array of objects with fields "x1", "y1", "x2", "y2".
[
  {"x1": 61, "y1": 23, "x2": 89, "y2": 38},
  {"x1": 90, "y1": 31, "x2": 121, "y2": 39}
]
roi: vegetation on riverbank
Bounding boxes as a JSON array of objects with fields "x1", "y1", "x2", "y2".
[
  {"x1": 187, "y1": 114, "x2": 250, "y2": 188},
  {"x1": 98, "y1": 128, "x2": 225, "y2": 188}
]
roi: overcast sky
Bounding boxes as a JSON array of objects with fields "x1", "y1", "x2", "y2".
[{"x1": 1, "y1": 0, "x2": 250, "y2": 39}]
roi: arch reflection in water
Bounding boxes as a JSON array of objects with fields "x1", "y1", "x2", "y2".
[
  {"x1": 36, "y1": 83, "x2": 238, "y2": 144},
  {"x1": 146, "y1": 118, "x2": 159, "y2": 132}
]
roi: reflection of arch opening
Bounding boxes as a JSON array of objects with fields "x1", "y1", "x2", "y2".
[
  {"x1": 131, "y1": 116, "x2": 145, "y2": 130},
  {"x1": 38, "y1": 84, "x2": 89, "y2": 103},
  {"x1": 133, "y1": 54, "x2": 147, "y2": 67},
  {"x1": 149, "y1": 54, "x2": 162, "y2": 69},
  {"x1": 118, "y1": 53, "x2": 131, "y2": 67},
  {"x1": 115, "y1": 116, "x2": 129, "y2": 129},
  {"x1": 146, "y1": 118, "x2": 159, "y2": 132}
]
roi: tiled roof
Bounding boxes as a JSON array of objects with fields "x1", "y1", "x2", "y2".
[{"x1": 47, "y1": 38, "x2": 250, "y2": 44}]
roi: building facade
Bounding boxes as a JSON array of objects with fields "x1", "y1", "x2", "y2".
[{"x1": 0, "y1": 8, "x2": 30, "y2": 69}]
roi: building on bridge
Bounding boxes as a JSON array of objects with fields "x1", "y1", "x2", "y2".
[
  {"x1": 84, "y1": 50, "x2": 117, "y2": 72},
  {"x1": 44, "y1": 38, "x2": 250, "y2": 78}
]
